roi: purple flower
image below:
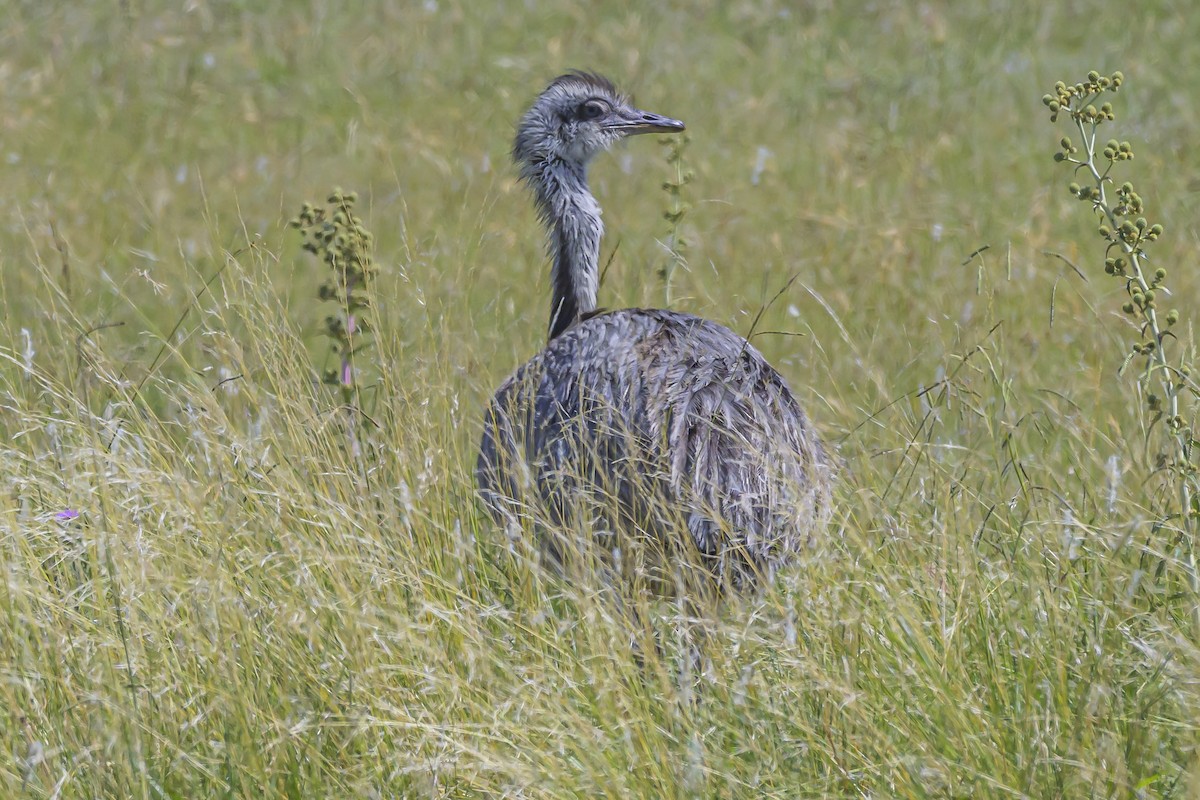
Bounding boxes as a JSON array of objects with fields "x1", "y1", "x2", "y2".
[{"x1": 54, "y1": 509, "x2": 80, "y2": 521}]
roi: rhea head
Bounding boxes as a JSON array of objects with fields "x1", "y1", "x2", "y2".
[{"x1": 513, "y1": 72, "x2": 685, "y2": 175}]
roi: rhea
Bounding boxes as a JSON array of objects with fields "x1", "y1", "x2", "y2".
[{"x1": 477, "y1": 73, "x2": 832, "y2": 590}]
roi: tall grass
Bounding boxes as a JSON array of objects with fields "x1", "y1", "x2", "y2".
[{"x1": 3, "y1": 1, "x2": 1200, "y2": 797}]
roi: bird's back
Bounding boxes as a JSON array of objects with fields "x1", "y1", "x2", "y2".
[{"x1": 477, "y1": 308, "x2": 832, "y2": 588}]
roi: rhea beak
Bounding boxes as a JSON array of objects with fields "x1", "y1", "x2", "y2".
[{"x1": 607, "y1": 108, "x2": 686, "y2": 135}]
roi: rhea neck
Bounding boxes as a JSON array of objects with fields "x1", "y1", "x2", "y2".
[{"x1": 526, "y1": 154, "x2": 603, "y2": 340}]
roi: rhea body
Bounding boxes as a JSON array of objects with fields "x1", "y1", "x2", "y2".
[{"x1": 476, "y1": 73, "x2": 831, "y2": 588}]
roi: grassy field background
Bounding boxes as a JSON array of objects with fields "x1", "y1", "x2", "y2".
[{"x1": 3, "y1": 1, "x2": 1200, "y2": 797}]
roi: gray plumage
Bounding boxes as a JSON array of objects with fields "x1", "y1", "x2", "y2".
[{"x1": 477, "y1": 73, "x2": 832, "y2": 589}]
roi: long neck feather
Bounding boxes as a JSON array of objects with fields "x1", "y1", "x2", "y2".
[{"x1": 526, "y1": 157, "x2": 602, "y2": 340}]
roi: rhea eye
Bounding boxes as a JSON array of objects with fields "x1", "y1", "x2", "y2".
[{"x1": 580, "y1": 100, "x2": 606, "y2": 120}]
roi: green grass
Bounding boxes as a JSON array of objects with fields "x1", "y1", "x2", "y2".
[{"x1": 3, "y1": 1, "x2": 1200, "y2": 797}]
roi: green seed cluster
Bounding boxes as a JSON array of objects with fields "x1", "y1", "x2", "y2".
[
  {"x1": 658, "y1": 134, "x2": 693, "y2": 300},
  {"x1": 1097, "y1": 197, "x2": 1160, "y2": 254},
  {"x1": 291, "y1": 189, "x2": 375, "y2": 268},
  {"x1": 660, "y1": 137, "x2": 692, "y2": 227},
  {"x1": 1054, "y1": 135, "x2": 1078, "y2": 164},
  {"x1": 1102, "y1": 138, "x2": 1134, "y2": 162},
  {"x1": 290, "y1": 188, "x2": 379, "y2": 389},
  {"x1": 1041, "y1": 70, "x2": 1123, "y2": 124},
  {"x1": 1046, "y1": 71, "x2": 1194, "y2": 434},
  {"x1": 1113, "y1": 181, "x2": 1144, "y2": 216},
  {"x1": 1068, "y1": 182, "x2": 1098, "y2": 202}
]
